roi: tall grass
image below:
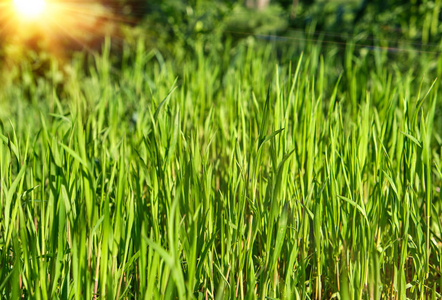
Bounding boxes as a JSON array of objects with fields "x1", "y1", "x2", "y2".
[{"x1": 0, "y1": 38, "x2": 441, "y2": 299}]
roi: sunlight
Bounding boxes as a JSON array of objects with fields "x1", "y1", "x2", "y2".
[{"x1": 13, "y1": 0, "x2": 47, "y2": 19}]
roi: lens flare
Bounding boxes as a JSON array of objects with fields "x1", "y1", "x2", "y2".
[
  {"x1": 13, "y1": 0, "x2": 47, "y2": 19},
  {"x1": 4, "y1": 0, "x2": 129, "y2": 56}
]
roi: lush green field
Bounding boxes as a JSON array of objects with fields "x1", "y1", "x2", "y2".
[{"x1": 0, "y1": 37, "x2": 441, "y2": 299}]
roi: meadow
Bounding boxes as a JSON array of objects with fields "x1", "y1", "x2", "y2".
[{"x1": 0, "y1": 33, "x2": 441, "y2": 299}]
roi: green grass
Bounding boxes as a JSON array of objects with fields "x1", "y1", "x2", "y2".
[{"x1": 0, "y1": 37, "x2": 441, "y2": 299}]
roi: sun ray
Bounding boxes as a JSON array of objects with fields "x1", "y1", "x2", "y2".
[
  {"x1": 13, "y1": 0, "x2": 47, "y2": 19},
  {"x1": 45, "y1": 16, "x2": 97, "y2": 56},
  {"x1": 0, "y1": 13, "x2": 18, "y2": 36},
  {"x1": 0, "y1": 0, "x2": 146, "y2": 60},
  {"x1": 48, "y1": 2, "x2": 136, "y2": 26}
]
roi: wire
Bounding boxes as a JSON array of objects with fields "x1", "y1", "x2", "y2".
[{"x1": 225, "y1": 30, "x2": 442, "y2": 55}]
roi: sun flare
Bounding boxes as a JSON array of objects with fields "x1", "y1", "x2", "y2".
[{"x1": 13, "y1": 0, "x2": 47, "y2": 19}]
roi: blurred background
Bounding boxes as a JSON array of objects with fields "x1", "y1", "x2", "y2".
[
  {"x1": 0, "y1": 0, "x2": 440, "y2": 60},
  {"x1": 0, "y1": 0, "x2": 441, "y2": 97}
]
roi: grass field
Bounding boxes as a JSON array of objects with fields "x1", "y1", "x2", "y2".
[{"x1": 0, "y1": 36, "x2": 441, "y2": 299}]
